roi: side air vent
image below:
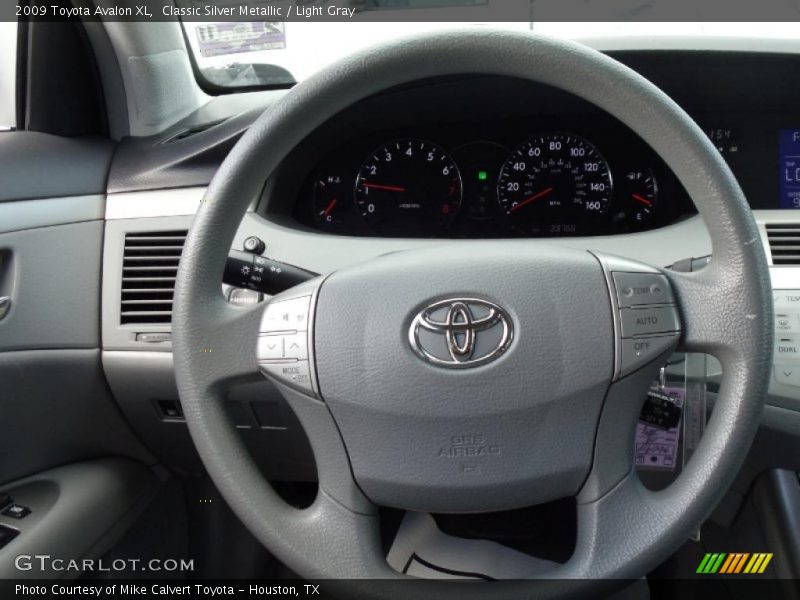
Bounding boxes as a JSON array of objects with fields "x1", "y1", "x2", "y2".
[
  {"x1": 121, "y1": 230, "x2": 187, "y2": 324},
  {"x1": 767, "y1": 224, "x2": 800, "y2": 266}
]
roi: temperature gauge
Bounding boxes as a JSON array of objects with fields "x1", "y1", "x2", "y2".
[{"x1": 312, "y1": 173, "x2": 349, "y2": 231}]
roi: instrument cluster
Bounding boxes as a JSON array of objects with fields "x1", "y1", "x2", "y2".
[{"x1": 293, "y1": 126, "x2": 692, "y2": 238}]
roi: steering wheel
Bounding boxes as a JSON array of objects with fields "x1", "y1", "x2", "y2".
[{"x1": 173, "y1": 31, "x2": 772, "y2": 597}]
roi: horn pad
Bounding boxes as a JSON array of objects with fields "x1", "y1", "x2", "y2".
[{"x1": 314, "y1": 243, "x2": 614, "y2": 513}]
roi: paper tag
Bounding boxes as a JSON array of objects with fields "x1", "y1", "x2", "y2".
[{"x1": 635, "y1": 387, "x2": 684, "y2": 471}]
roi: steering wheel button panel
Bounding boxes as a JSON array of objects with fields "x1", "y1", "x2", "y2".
[
  {"x1": 619, "y1": 306, "x2": 681, "y2": 337},
  {"x1": 260, "y1": 296, "x2": 312, "y2": 333},
  {"x1": 257, "y1": 292, "x2": 319, "y2": 396},
  {"x1": 612, "y1": 272, "x2": 675, "y2": 307},
  {"x1": 594, "y1": 255, "x2": 683, "y2": 380}
]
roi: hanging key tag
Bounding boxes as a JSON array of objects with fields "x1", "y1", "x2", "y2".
[
  {"x1": 641, "y1": 389, "x2": 683, "y2": 429},
  {"x1": 635, "y1": 366, "x2": 685, "y2": 472}
]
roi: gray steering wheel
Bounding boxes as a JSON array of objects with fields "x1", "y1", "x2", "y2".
[{"x1": 173, "y1": 30, "x2": 773, "y2": 597}]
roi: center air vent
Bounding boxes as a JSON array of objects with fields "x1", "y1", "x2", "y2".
[
  {"x1": 121, "y1": 230, "x2": 187, "y2": 324},
  {"x1": 766, "y1": 224, "x2": 800, "y2": 266}
]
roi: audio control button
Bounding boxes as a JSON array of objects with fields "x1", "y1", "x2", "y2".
[{"x1": 260, "y1": 360, "x2": 313, "y2": 395}]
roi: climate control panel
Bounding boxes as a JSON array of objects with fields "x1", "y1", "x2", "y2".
[{"x1": 774, "y1": 290, "x2": 800, "y2": 387}]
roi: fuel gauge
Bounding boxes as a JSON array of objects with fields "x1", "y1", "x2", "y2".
[
  {"x1": 312, "y1": 173, "x2": 349, "y2": 231},
  {"x1": 619, "y1": 168, "x2": 658, "y2": 225}
]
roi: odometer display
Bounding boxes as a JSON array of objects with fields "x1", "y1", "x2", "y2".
[
  {"x1": 497, "y1": 134, "x2": 612, "y2": 234},
  {"x1": 355, "y1": 139, "x2": 462, "y2": 237}
]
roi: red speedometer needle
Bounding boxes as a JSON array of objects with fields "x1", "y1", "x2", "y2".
[
  {"x1": 322, "y1": 197, "x2": 337, "y2": 217},
  {"x1": 362, "y1": 182, "x2": 406, "y2": 193},
  {"x1": 632, "y1": 193, "x2": 653, "y2": 207},
  {"x1": 510, "y1": 187, "x2": 554, "y2": 212}
]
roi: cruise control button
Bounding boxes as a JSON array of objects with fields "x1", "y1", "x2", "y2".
[
  {"x1": 261, "y1": 296, "x2": 311, "y2": 333},
  {"x1": 620, "y1": 335, "x2": 679, "y2": 378},
  {"x1": 613, "y1": 272, "x2": 674, "y2": 307},
  {"x1": 260, "y1": 360, "x2": 314, "y2": 395},
  {"x1": 619, "y1": 306, "x2": 680, "y2": 337}
]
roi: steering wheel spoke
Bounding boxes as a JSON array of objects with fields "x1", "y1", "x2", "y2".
[
  {"x1": 666, "y1": 267, "x2": 770, "y2": 361},
  {"x1": 181, "y1": 297, "x2": 266, "y2": 394}
]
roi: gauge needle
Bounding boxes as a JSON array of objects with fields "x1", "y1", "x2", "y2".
[
  {"x1": 632, "y1": 193, "x2": 653, "y2": 207},
  {"x1": 510, "y1": 187, "x2": 554, "y2": 212},
  {"x1": 362, "y1": 182, "x2": 406, "y2": 193},
  {"x1": 322, "y1": 197, "x2": 337, "y2": 217}
]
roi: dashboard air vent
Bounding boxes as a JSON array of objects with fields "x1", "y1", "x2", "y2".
[
  {"x1": 121, "y1": 230, "x2": 187, "y2": 325},
  {"x1": 767, "y1": 224, "x2": 800, "y2": 266}
]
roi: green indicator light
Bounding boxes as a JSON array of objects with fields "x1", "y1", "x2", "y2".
[{"x1": 477, "y1": 170, "x2": 488, "y2": 181}]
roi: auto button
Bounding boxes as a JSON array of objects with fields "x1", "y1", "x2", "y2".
[{"x1": 619, "y1": 306, "x2": 681, "y2": 337}]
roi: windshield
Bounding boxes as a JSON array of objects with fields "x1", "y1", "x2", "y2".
[{"x1": 181, "y1": 20, "x2": 800, "y2": 89}]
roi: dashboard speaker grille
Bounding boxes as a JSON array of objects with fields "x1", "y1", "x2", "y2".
[
  {"x1": 120, "y1": 230, "x2": 187, "y2": 324},
  {"x1": 767, "y1": 224, "x2": 800, "y2": 266}
]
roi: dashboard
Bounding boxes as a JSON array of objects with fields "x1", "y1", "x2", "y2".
[
  {"x1": 290, "y1": 112, "x2": 693, "y2": 238},
  {"x1": 270, "y1": 67, "x2": 799, "y2": 240}
]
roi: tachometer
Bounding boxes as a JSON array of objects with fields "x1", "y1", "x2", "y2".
[
  {"x1": 497, "y1": 134, "x2": 612, "y2": 234},
  {"x1": 355, "y1": 139, "x2": 462, "y2": 236}
]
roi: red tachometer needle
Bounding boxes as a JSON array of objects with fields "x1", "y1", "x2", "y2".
[
  {"x1": 362, "y1": 182, "x2": 406, "y2": 193},
  {"x1": 510, "y1": 187, "x2": 554, "y2": 212},
  {"x1": 322, "y1": 197, "x2": 337, "y2": 217},
  {"x1": 632, "y1": 193, "x2": 653, "y2": 207}
]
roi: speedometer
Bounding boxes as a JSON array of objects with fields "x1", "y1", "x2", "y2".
[
  {"x1": 497, "y1": 134, "x2": 612, "y2": 234},
  {"x1": 355, "y1": 139, "x2": 462, "y2": 237}
]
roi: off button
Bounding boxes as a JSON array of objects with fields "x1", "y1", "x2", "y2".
[{"x1": 620, "y1": 335, "x2": 680, "y2": 378}]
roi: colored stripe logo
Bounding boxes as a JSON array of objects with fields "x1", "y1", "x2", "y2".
[{"x1": 696, "y1": 553, "x2": 773, "y2": 574}]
